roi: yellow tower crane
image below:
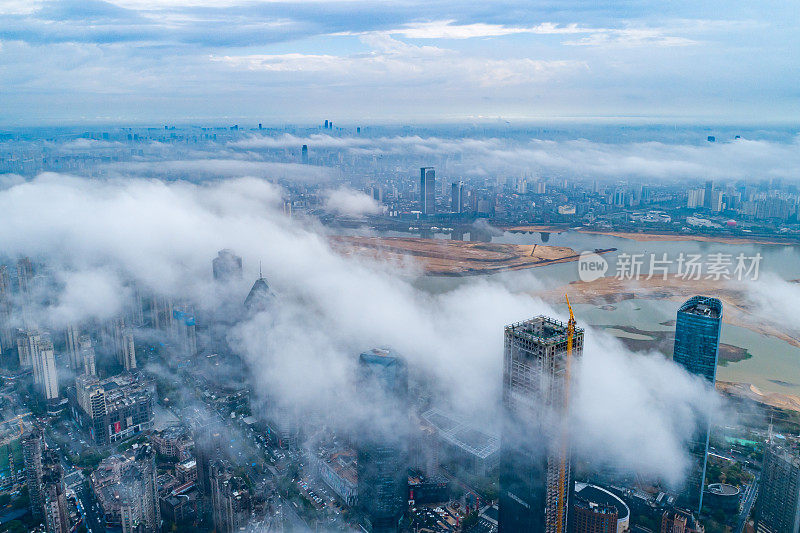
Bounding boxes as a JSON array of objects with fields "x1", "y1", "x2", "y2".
[{"x1": 555, "y1": 295, "x2": 576, "y2": 533}]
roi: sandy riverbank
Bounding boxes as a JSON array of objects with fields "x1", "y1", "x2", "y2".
[
  {"x1": 537, "y1": 275, "x2": 800, "y2": 350},
  {"x1": 330, "y1": 236, "x2": 610, "y2": 276},
  {"x1": 717, "y1": 381, "x2": 800, "y2": 413}
]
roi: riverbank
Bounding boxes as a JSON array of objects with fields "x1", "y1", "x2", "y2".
[
  {"x1": 331, "y1": 236, "x2": 614, "y2": 276},
  {"x1": 538, "y1": 275, "x2": 800, "y2": 350},
  {"x1": 503, "y1": 225, "x2": 795, "y2": 246}
]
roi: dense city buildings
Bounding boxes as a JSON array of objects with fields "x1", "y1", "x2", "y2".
[
  {"x1": 499, "y1": 315, "x2": 583, "y2": 533},
  {"x1": 672, "y1": 297, "x2": 723, "y2": 512},
  {"x1": 90, "y1": 444, "x2": 160, "y2": 532},
  {"x1": 70, "y1": 372, "x2": 155, "y2": 445},
  {"x1": 754, "y1": 442, "x2": 800, "y2": 533},
  {"x1": 660, "y1": 508, "x2": 705, "y2": 533}
]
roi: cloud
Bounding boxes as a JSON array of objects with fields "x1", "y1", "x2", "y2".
[
  {"x1": 227, "y1": 133, "x2": 800, "y2": 181},
  {"x1": 0, "y1": 169, "x2": 730, "y2": 485},
  {"x1": 212, "y1": 34, "x2": 585, "y2": 88},
  {"x1": 323, "y1": 187, "x2": 382, "y2": 216}
]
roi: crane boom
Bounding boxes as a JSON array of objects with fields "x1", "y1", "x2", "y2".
[{"x1": 555, "y1": 295, "x2": 576, "y2": 533}]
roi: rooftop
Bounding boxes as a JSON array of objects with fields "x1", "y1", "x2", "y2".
[
  {"x1": 574, "y1": 482, "x2": 630, "y2": 521},
  {"x1": 421, "y1": 408, "x2": 499, "y2": 460},
  {"x1": 505, "y1": 315, "x2": 584, "y2": 346},
  {"x1": 679, "y1": 296, "x2": 722, "y2": 319}
]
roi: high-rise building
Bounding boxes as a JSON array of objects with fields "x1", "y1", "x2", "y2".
[
  {"x1": 301, "y1": 144, "x2": 309, "y2": 164},
  {"x1": 419, "y1": 167, "x2": 436, "y2": 215},
  {"x1": 703, "y1": 180, "x2": 713, "y2": 209},
  {"x1": 32, "y1": 338, "x2": 59, "y2": 402},
  {"x1": 212, "y1": 249, "x2": 243, "y2": 282},
  {"x1": 0, "y1": 265, "x2": 12, "y2": 352},
  {"x1": 754, "y1": 443, "x2": 800, "y2": 533},
  {"x1": 210, "y1": 459, "x2": 253, "y2": 533},
  {"x1": 244, "y1": 273, "x2": 274, "y2": 313},
  {"x1": 451, "y1": 181, "x2": 464, "y2": 213},
  {"x1": 672, "y1": 296, "x2": 722, "y2": 512},
  {"x1": 65, "y1": 324, "x2": 80, "y2": 371},
  {"x1": 16, "y1": 257, "x2": 34, "y2": 295},
  {"x1": 17, "y1": 329, "x2": 42, "y2": 368},
  {"x1": 79, "y1": 335, "x2": 96, "y2": 376},
  {"x1": 499, "y1": 316, "x2": 583, "y2": 533},
  {"x1": 120, "y1": 329, "x2": 136, "y2": 371},
  {"x1": 42, "y1": 449, "x2": 70, "y2": 533},
  {"x1": 357, "y1": 348, "x2": 409, "y2": 533},
  {"x1": 22, "y1": 428, "x2": 44, "y2": 520},
  {"x1": 90, "y1": 444, "x2": 160, "y2": 532},
  {"x1": 72, "y1": 373, "x2": 154, "y2": 445}
]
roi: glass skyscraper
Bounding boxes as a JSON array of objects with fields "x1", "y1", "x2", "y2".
[
  {"x1": 672, "y1": 296, "x2": 723, "y2": 512},
  {"x1": 357, "y1": 348, "x2": 409, "y2": 533}
]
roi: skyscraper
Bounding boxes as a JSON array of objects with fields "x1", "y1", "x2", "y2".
[
  {"x1": 301, "y1": 144, "x2": 309, "y2": 164},
  {"x1": 32, "y1": 338, "x2": 59, "y2": 402},
  {"x1": 120, "y1": 329, "x2": 136, "y2": 371},
  {"x1": 79, "y1": 335, "x2": 96, "y2": 376},
  {"x1": 65, "y1": 324, "x2": 80, "y2": 372},
  {"x1": 357, "y1": 348, "x2": 409, "y2": 533},
  {"x1": 703, "y1": 180, "x2": 713, "y2": 209},
  {"x1": 672, "y1": 296, "x2": 722, "y2": 512},
  {"x1": 499, "y1": 315, "x2": 583, "y2": 533},
  {"x1": 419, "y1": 167, "x2": 435, "y2": 215},
  {"x1": 451, "y1": 181, "x2": 463, "y2": 213},
  {"x1": 754, "y1": 442, "x2": 800, "y2": 533},
  {"x1": 212, "y1": 249, "x2": 243, "y2": 282},
  {"x1": 22, "y1": 427, "x2": 44, "y2": 520}
]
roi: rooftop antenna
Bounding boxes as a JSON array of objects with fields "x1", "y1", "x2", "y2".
[{"x1": 259, "y1": 261, "x2": 263, "y2": 280}]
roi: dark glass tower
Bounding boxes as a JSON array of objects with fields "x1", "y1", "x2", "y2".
[
  {"x1": 419, "y1": 167, "x2": 435, "y2": 215},
  {"x1": 673, "y1": 296, "x2": 722, "y2": 512},
  {"x1": 357, "y1": 348, "x2": 409, "y2": 533},
  {"x1": 499, "y1": 316, "x2": 583, "y2": 533}
]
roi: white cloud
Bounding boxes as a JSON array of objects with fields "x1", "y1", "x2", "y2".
[
  {"x1": 213, "y1": 34, "x2": 585, "y2": 88},
  {"x1": 323, "y1": 187, "x2": 382, "y2": 216}
]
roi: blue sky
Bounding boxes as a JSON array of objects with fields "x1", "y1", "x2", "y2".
[{"x1": 0, "y1": 0, "x2": 797, "y2": 124}]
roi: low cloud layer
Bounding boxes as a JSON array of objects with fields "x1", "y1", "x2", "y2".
[{"x1": 0, "y1": 171, "x2": 728, "y2": 486}]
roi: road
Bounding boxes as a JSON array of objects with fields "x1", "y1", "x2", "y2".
[{"x1": 735, "y1": 476, "x2": 758, "y2": 533}]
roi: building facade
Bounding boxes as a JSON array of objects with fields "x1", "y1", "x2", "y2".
[
  {"x1": 672, "y1": 296, "x2": 722, "y2": 512},
  {"x1": 419, "y1": 167, "x2": 436, "y2": 215},
  {"x1": 755, "y1": 443, "x2": 800, "y2": 533},
  {"x1": 498, "y1": 316, "x2": 583, "y2": 533}
]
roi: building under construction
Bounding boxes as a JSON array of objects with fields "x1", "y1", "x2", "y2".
[{"x1": 498, "y1": 309, "x2": 583, "y2": 533}]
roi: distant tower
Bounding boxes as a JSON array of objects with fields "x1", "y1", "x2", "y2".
[
  {"x1": 0, "y1": 266, "x2": 12, "y2": 352},
  {"x1": 244, "y1": 269, "x2": 274, "y2": 313},
  {"x1": 499, "y1": 314, "x2": 583, "y2": 533},
  {"x1": 17, "y1": 329, "x2": 42, "y2": 368},
  {"x1": 32, "y1": 337, "x2": 59, "y2": 402},
  {"x1": 65, "y1": 324, "x2": 80, "y2": 371},
  {"x1": 212, "y1": 249, "x2": 243, "y2": 282},
  {"x1": 673, "y1": 296, "x2": 722, "y2": 512},
  {"x1": 703, "y1": 180, "x2": 713, "y2": 209},
  {"x1": 79, "y1": 335, "x2": 96, "y2": 376},
  {"x1": 451, "y1": 181, "x2": 463, "y2": 213},
  {"x1": 120, "y1": 329, "x2": 136, "y2": 371},
  {"x1": 357, "y1": 348, "x2": 409, "y2": 533},
  {"x1": 16, "y1": 257, "x2": 34, "y2": 295},
  {"x1": 301, "y1": 144, "x2": 309, "y2": 164},
  {"x1": 419, "y1": 167, "x2": 436, "y2": 215},
  {"x1": 754, "y1": 442, "x2": 800, "y2": 533},
  {"x1": 22, "y1": 428, "x2": 44, "y2": 519}
]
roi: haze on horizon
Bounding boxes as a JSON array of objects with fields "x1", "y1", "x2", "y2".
[{"x1": 0, "y1": 0, "x2": 798, "y2": 125}]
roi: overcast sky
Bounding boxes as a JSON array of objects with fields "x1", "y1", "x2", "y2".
[{"x1": 0, "y1": 0, "x2": 797, "y2": 125}]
